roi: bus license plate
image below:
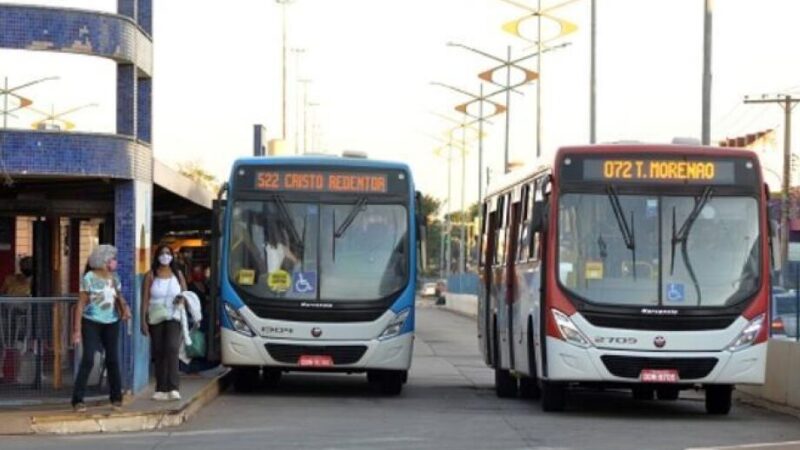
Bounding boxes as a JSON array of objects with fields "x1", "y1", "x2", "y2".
[
  {"x1": 640, "y1": 369, "x2": 679, "y2": 383},
  {"x1": 298, "y1": 355, "x2": 333, "y2": 367}
]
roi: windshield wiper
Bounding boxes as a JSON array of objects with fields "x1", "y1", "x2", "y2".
[
  {"x1": 335, "y1": 196, "x2": 368, "y2": 238},
  {"x1": 670, "y1": 186, "x2": 713, "y2": 304},
  {"x1": 272, "y1": 194, "x2": 303, "y2": 249},
  {"x1": 606, "y1": 185, "x2": 637, "y2": 279}
]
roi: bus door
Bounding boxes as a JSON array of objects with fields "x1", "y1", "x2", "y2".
[
  {"x1": 479, "y1": 203, "x2": 497, "y2": 365},
  {"x1": 207, "y1": 186, "x2": 227, "y2": 363},
  {"x1": 505, "y1": 197, "x2": 522, "y2": 370}
]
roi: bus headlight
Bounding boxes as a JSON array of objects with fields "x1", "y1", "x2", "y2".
[
  {"x1": 379, "y1": 308, "x2": 411, "y2": 340},
  {"x1": 552, "y1": 309, "x2": 591, "y2": 348},
  {"x1": 224, "y1": 303, "x2": 256, "y2": 337},
  {"x1": 728, "y1": 314, "x2": 765, "y2": 352}
]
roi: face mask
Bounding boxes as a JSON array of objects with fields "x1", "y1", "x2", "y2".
[{"x1": 158, "y1": 254, "x2": 173, "y2": 266}]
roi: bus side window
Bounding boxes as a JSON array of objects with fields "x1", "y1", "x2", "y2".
[
  {"x1": 495, "y1": 195, "x2": 507, "y2": 266},
  {"x1": 530, "y1": 178, "x2": 544, "y2": 260},
  {"x1": 518, "y1": 184, "x2": 531, "y2": 262},
  {"x1": 479, "y1": 202, "x2": 488, "y2": 268}
]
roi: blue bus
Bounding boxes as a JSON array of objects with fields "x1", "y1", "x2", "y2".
[{"x1": 209, "y1": 155, "x2": 425, "y2": 395}]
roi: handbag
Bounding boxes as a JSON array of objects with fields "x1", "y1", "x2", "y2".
[
  {"x1": 185, "y1": 329, "x2": 206, "y2": 358},
  {"x1": 147, "y1": 303, "x2": 170, "y2": 325}
]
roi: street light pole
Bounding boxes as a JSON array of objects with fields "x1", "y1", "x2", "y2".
[
  {"x1": 590, "y1": 0, "x2": 596, "y2": 144},
  {"x1": 701, "y1": 0, "x2": 713, "y2": 145},
  {"x1": 744, "y1": 94, "x2": 800, "y2": 268},
  {"x1": 536, "y1": 0, "x2": 543, "y2": 157},
  {"x1": 504, "y1": 46, "x2": 512, "y2": 173},
  {"x1": 460, "y1": 118, "x2": 467, "y2": 274},
  {"x1": 291, "y1": 48, "x2": 305, "y2": 154},
  {"x1": 276, "y1": 0, "x2": 294, "y2": 140},
  {"x1": 297, "y1": 78, "x2": 312, "y2": 154}
]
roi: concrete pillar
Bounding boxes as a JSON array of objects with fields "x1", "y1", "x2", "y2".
[{"x1": 115, "y1": 180, "x2": 152, "y2": 393}]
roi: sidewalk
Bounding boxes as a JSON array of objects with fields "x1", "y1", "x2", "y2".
[{"x1": 0, "y1": 366, "x2": 229, "y2": 435}]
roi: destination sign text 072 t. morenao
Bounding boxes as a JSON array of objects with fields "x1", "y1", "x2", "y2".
[{"x1": 581, "y1": 159, "x2": 737, "y2": 184}]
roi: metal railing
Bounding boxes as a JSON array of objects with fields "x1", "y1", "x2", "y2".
[{"x1": 0, "y1": 296, "x2": 106, "y2": 405}]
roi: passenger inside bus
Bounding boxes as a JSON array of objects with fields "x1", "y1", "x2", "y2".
[{"x1": 263, "y1": 218, "x2": 299, "y2": 274}]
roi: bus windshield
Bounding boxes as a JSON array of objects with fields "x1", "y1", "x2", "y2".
[
  {"x1": 558, "y1": 192, "x2": 760, "y2": 307},
  {"x1": 228, "y1": 199, "x2": 409, "y2": 302}
]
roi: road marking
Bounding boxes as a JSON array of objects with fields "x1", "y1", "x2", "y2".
[{"x1": 687, "y1": 441, "x2": 800, "y2": 450}]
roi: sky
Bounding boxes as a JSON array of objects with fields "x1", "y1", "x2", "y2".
[{"x1": 1, "y1": 0, "x2": 799, "y2": 213}]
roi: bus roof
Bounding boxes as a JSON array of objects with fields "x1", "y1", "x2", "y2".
[{"x1": 231, "y1": 155, "x2": 411, "y2": 173}]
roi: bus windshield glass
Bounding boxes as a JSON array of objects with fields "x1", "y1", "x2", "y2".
[
  {"x1": 228, "y1": 199, "x2": 408, "y2": 302},
  {"x1": 558, "y1": 193, "x2": 760, "y2": 307}
]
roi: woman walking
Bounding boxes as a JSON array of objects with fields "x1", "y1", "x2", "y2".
[
  {"x1": 141, "y1": 245, "x2": 187, "y2": 401},
  {"x1": 71, "y1": 245, "x2": 131, "y2": 412}
]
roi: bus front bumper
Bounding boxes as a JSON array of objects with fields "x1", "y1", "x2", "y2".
[
  {"x1": 221, "y1": 328, "x2": 414, "y2": 371},
  {"x1": 545, "y1": 337, "x2": 766, "y2": 385}
]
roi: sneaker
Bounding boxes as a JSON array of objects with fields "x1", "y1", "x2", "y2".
[
  {"x1": 151, "y1": 391, "x2": 168, "y2": 401},
  {"x1": 73, "y1": 402, "x2": 87, "y2": 413},
  {"x1": 168, "y1": 390, "x2": 181, "y2": 401},
  {"x1": 111, "y1": 401, "x2": 123, "y2": 412}
]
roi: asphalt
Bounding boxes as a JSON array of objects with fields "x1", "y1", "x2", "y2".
[{"x1": 3, "y1": 301, "x2": 800, "y2": 450}]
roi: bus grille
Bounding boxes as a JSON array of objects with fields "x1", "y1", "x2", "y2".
[
  {"x1": 582, "y1": 313, "x2": 737, "y2": 331},
  {"x1": 265, "y1": 344, "x2": 368, "y2": 365},
  {"x1": 600, "y1": 355, "x2": 718, "y2": 380}
]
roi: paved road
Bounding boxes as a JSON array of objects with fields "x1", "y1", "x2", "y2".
[{"x1": 5, "y1": 302, "x2": 800, "y2": 450}]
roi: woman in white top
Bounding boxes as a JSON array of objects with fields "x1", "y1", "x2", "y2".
[
  {"x1": 141, "y1": 245, "x2": 187, "y2": 401},
  {"x1": 264, "y1": 220, "x2": 299, "y2": 275}
]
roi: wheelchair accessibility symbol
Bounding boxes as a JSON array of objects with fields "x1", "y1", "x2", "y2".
[
  {"x1": 293, "y1": 272, "x2": 317, "y2": 294},
  {"x1": 666, "y1": 283, "x2": 685, "y2": 303}
]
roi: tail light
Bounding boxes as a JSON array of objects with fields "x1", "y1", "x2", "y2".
[{"x1": 771, "y1": 317, "x2": 786, "y2": 336}]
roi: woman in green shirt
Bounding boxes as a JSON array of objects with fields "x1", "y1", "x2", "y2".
[{"x1": 71, "y1": 245, "x2": 132, "y2": 413}]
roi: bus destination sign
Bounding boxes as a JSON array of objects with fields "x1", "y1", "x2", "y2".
[
  {"x1": 581, "y1": 159, "x2": 738, "y2": 184},
  {"x1": 254, "y1": 171, "x2": 389, "y2": 193}
]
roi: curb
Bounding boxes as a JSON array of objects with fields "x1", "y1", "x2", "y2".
[
  {"x1": 735, "y1": 390, "x2": 800, "y2": 420},
  {"x1": 1, "y1": 371, "x2": 230, "y2": 435}
]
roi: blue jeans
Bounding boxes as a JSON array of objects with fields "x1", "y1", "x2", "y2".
[{"x1": 71, "y1": 318, "x2": 122, "y2": 405}]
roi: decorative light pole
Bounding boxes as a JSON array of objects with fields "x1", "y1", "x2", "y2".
[
  {"x1": 1, "y1": 76, "x2": 59, "y2": 128},
  {"x1": 499, "y1": 0, "x2": 579, "y2": 156}
]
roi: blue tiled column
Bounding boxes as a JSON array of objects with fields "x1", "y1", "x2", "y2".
[
  {"x1": 115, "y1": 180, "x2": 152, "y2": 393},
  {"x1": 118, "y1": 0, "x2": 136, "y2": 21},
  {"x1": 137, "y1": 78, "x2": 151, "y2": 144},
  {"x1": 117, "y1": 65, "x2": 137, "y2": 137},
  {"x1": 138, "y1": 0, "x2": 152, "y2": 36}
]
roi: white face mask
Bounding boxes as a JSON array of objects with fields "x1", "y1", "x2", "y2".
[{"x1": 158, "y1": 254, "x2": 173, "y2": 266}]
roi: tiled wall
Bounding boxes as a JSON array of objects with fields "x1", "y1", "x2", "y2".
[
  {"x1": 0, "y1": 0, "x2": 154, "y2": 394},
  {"x1": 0, "y1": 4, "x2": 153, "y2": 75},
  {"x1": 0, "y1": 130, "x2": 152, "y2": 182}
]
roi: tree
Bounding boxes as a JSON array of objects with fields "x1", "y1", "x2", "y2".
[
  {"x1": 419, "y1": 194, "x2": 441, "y2": 221},
  {"x1": 178, "y1": 161, "x2": 220, "y2": 193}
]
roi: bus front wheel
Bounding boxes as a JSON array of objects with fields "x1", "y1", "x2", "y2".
[
  {"x1": 369, "y1": 370, "x2": 405, "y2": 396},
  {"x1": 541, "y1": 381, "x2": 566, "y2": 412},
  {"x1": 232, "y1": 367, "x2": 260, "y2": 393},
  {"x1": 705, "y1": 384, "x2": 732, "y2": 415}
]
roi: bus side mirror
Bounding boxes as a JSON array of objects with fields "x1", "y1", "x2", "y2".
[
  {"x1": 770, "y1": 219, "x2": 782, "y2": 273},
  {"x1": 417, "y1": 213, "x2": 428, "y2": 272}
]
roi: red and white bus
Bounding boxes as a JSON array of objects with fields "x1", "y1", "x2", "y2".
[{"x1": 478, "y1": 144, "x2": 775, "y2": 414}]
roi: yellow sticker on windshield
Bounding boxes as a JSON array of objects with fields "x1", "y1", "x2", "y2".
[
  {"x1": 267, "y1": 270, "x2": 291, "y2": 292},
  {"x1": 585, "y1": 261, "x2": 604, "y2": 279},
  {"x1": 237, "y1": 269, "x2": 255, "y2": 285}
]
